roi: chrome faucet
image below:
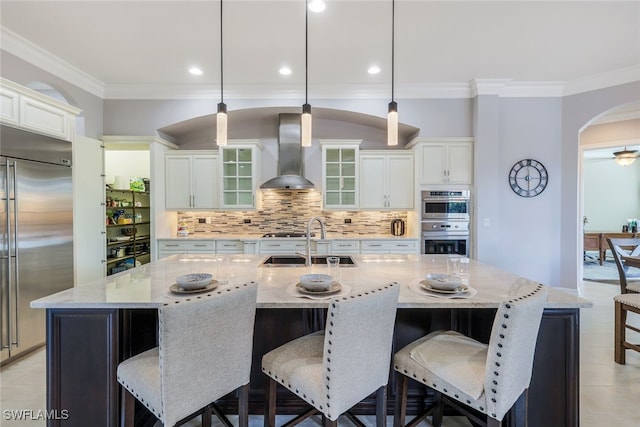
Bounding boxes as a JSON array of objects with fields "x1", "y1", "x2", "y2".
[{"x1": 304, "y1": 216, "x2": 326, "y2": 266}]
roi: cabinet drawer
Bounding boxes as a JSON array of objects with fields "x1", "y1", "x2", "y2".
[
  {"x1": 216, "y1": 240, "x2": 244, "y2": 254},
  {"x1": 331, "y1": 240, "x2": 360, "y2": 254},
  {"x1": 158, "y1": 240, "x2": 215, "y2": 251},
  {"x1": 259, "y1": 240, "x2": 307, "y2": 254},
  {"x1": 361, "y1": 240, "x2": 418, "y2": 254}
]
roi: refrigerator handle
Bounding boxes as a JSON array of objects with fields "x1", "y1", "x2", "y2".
[
  {"x1": 1, "y1": 159, "x2": 8, "y2": 350},
  {"x1": 10, "y1": 160, "x2": 18, "y2": 346}
]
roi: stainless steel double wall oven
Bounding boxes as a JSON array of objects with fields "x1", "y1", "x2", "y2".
[{"x1": 421, "y1": 190, "x2": 470, "y2": 256}]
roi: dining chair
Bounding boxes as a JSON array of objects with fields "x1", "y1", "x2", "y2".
[
  {"x1": 117, "y1": 282, "x2": 258, "y2": 427},
  {"x1": 261, "y1": 282, "x2": 400, "y2": 427},
  {"x1": 393, "y1": 278, "x2": 548, "y2": 427},
  {"x1": 614, "y1": 293, "x2": 640, "y2": 364},
  {"x1": 607, "y1": 237, "x2": 640, "y2": 294}
]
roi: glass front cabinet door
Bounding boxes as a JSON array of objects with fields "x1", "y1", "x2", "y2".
[
  {"x1": 321, "y1": 140, "x2": 361, "y2": 209},
  {"x1": 220, "y1": 140, "x2": 262, "y2": 209}
]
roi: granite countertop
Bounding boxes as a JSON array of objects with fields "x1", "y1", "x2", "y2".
[
  {"x1": 31, "y1": 254, "x2": 591, "y2": 310},
  {"x1": 157, "y1": 234, "x2": 420, "y2": 241}
]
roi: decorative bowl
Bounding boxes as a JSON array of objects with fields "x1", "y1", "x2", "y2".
[
  {"x1": 176, "y1": 273, "x2": 213, "y2": 290},
  {"x1": 300, "y1": 273, "x2": 333, "y2": 292},
  {"x1": 424, "y1": 274, "x2": 462, "y2": 291}
]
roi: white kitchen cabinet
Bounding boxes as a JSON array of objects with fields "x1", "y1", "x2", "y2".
[
  {"x1": 330, "y1": 240, "x2": 360, "y2": 254},
  {"x1": 1, "y1": 77, "x2": 81, "y2": 141},
  {"x1": 408, "y1": 138, "x2": 473, "y2": 185},
  {"x1": 165, "y1": 152, "x2": 218, "y2": 209},
  {"x1": 157, "y1": 240, "x2": 215, "y2": 259},
  {"x1": 321, "y1": 140, "x2": 361, "y2": 209},
  {"x1": 259, "y1": 239, "x2": 308, "y2": 255},
  {"x1": 243, "y1": 241, "x2": 260, "y2": 255},
  {"x1": 360, "y1": 240, "x2": 419, "y2": 254},
  {"x1": 216, "y1": 240, "x2": 244, "y2": 254},
  {"x1": 315, "y1": 240, "x2": 332, "y2": 255},
  {"x1": 359, "y1": 152, "x2": 414, "y2": 210},
  {"x1": 0, "y1": 84, "x2": 19, "y2": 126},
  {"x1": 220, "y1": 140, "x2": 262, "y2": 209}
]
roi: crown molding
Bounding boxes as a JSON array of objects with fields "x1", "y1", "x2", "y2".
[
  {"x1": 470, "y1": 79, "x2": 565, "y2": 98},
  {"x1": 3, "y1": 25, "x2": 638, "y2": 101},
  {"x1": 1, "y1": 27, "x2": 105, "y2": 98},
  {"x1": 102, "y1": 82, "x2": 473, "y2": 100},
  {"x1": 562, "y1": 65, "x2": 640, "y2": 96}
]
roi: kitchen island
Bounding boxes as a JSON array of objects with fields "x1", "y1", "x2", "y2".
[{"x1": 32, "y1": 254, "x2": 590, "y2": 427}]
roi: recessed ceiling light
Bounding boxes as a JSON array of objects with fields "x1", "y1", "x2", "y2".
[
  {"x1": 308, "y1": 0, "x2": 326, "y2": 13},
  {"x1": 189, "y1": 67, "x2": 203, "y2": 76},
  {"x1": 368, "y1": 66, "x2": 381, "y2": 75},
  {"x1": 279, "y1": 66, "x2": 292, "y2": 76}
]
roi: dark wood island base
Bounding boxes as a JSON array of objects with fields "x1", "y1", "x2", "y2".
[{"x1": 45, "y1": 307, "x2": 579, "y2": 427}]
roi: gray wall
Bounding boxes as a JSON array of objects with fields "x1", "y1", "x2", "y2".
[
  {"x1": 473, "y1": 96, "x2": 562, "y2": 286},
  {"x1": 102, "y1": 97, "x2": 473, "y2": 139}
]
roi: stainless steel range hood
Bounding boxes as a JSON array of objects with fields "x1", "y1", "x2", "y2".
[{"x1": 260, "y1": 113, "x2": 315, "y2": 190}]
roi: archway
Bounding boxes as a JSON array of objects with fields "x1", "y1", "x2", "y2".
[{"x1": 578, "y1": 102, "x2": 640, "y2": 283}]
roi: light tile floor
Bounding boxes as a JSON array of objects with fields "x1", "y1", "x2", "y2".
[{"x1": 1, "y1": 280, "x2": 638, "y2": 426}]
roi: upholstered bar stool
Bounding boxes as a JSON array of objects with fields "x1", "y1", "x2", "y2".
[
  {"x1": 393, "y1": 279, "x2": 548, "y2": 427},
  {"x1": 614, "y1": 293, "x2": 640, "y2": 364},
  {"x1": 607, "y1": 237, "x2": 640, "y2": 294},
  {"x1": 117, "y1": 282, "x2": 258, "y2": 427},
  {"x1": 262, "y1": 282, "x2": 400, "y2": 427}
]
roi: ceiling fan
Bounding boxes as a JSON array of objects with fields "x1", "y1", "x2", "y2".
[{"x1": 613, "y1": 147, "x2": 639, "y2": 166}]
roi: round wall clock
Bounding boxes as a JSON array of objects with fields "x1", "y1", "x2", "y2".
[{"x1": 508, "y1": 159, "x2": 548, "y2": 197}]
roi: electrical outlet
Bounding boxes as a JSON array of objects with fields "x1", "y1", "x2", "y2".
[
  {"x1": 244, "y1": 218, "x2": 251, "y2": 224},
  {"x1": 205, "y1": 217, "x2": 212, "y2": 224},
  {"x1": 344, "y1": 218, "x2": 352, "y2": 224}
]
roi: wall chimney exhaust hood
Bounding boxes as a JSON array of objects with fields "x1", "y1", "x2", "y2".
[{"x1": 260, "y1": 113, "x2": 315, "y2": 190}]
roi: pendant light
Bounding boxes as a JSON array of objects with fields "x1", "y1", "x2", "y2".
[
  {"x1": 387, "y1": 0, "x2": 398, "y2": 146},
  {"x1": 216, "y1": 0, "x2": 227, "y2": 146},
  {"x1": 301, "y1": 0, "x2": 312, "y2": 148},
  {"x1": 613, "y1": 147, "x2": 638, "y2": 166}
]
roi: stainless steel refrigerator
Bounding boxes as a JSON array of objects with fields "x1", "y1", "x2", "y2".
[{"x1": 1, "y1": 125, "x2": 74, "y2": 365}]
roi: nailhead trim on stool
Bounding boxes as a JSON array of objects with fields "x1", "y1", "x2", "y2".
[{"x1": 393, "y1": 279, "x2": 548, "y2": 426}]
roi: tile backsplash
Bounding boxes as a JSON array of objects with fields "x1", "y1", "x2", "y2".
[{"x1": 177, "y1": 190, "x2": 409, "y2": 236}]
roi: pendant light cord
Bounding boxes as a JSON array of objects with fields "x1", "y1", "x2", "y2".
[
  {"x1": 391, "y1": 0, "x2": 395, "y2": 103},
  {"x1": 305, "y1": 0, "x2": 309, "y2": 105},
  {"x1": 220, "y1": 0, "x2": 224, "y2": 104}
]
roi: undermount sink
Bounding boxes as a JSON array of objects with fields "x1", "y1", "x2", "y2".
[{"x1": 260, "y1": 255, "x2": 356, "y2": 267}]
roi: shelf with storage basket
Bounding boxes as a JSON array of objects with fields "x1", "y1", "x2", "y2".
[{"x1": 105, "y1": 189, "x2": 152, "y2": 275}]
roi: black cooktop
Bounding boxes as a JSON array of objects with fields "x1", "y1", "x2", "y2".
[{"x1": 261, "y1": 232, "x2": 316, "y2": 238}]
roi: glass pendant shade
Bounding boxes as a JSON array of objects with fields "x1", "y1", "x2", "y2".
[
  {"x1": 301, "y1": 103, "x2": 312, "y2": 148},
  {"x1": 387, "y1": 101, "x2": 398, "y2": 146},
  {"x1": 216, "y1": 102, "x2": 227, "y2": 146},
  {"x1": 387, "y1": 0, "x2": 397, "y2": 146}
]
